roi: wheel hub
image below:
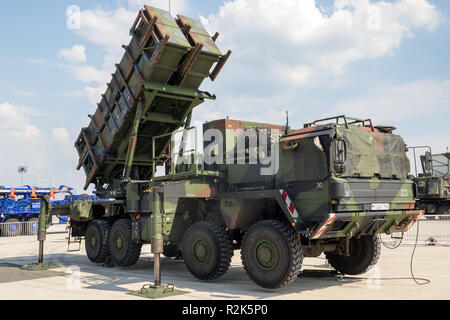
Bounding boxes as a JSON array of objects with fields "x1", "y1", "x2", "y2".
[
  {"x1": 115, "y1": 234, "x2": 126, "y2": 253},
  {"x1": 90, "y1": 234, "x2": 98, "y2": 249},
  {"x1": 193, "y1": 239, "x2": 211, "y2": 264},
  {"x1": 255, "y1": 240, "x2": 278, "y2": 270}
]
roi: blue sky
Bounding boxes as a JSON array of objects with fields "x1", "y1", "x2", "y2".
[{"x1": 0, "y1": 0, "x2": 449, "y2": 190}]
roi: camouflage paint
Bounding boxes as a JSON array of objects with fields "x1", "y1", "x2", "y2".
[{"x1": 335, "y1": 125, "x2": 410, "y2": 180}]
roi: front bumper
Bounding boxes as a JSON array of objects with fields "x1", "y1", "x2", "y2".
[{"x1": 309, "y1": 209, "x2": 424, "y2": 240}]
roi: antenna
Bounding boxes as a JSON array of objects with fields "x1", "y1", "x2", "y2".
[
  {"x1": 169, "y1": 0, "x2": 171, "y2": 15},
  {"x1": 285, "y1": 111, "x2": 289, "y2": 135}
]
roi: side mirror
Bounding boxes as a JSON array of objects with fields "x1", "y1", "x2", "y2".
[{"x1": 332, "y1": 138, "x2": 346, "y2": 174}]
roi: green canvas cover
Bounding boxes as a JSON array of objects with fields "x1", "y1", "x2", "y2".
[{"x1": 336, "y1": 126, "x2": 410, "y2": 180}]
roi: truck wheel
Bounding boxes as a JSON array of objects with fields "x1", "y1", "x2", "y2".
[
  {"x1": 85, "y1": 220, "x2": 111, "y2": 263},
  {"x1": 182, "y1": 221, "x2": 233, "y2": 281},
  {"x1": 325, "y1": 235, "x2": 381, "y2": 275},
  {"x1": 109, "y1": 219, "x2": 142, "y2": 267},
  {"x1": 27, "y1": 218, "x2": 39, "y2": 235},
  {"x1": 241, "y1": 220, "x2": 303, "y2": 289},
  {"x1": 1, "y1": 219, "x2": 22, "y2": 237}
]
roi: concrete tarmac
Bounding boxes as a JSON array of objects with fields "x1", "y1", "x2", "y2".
[{"x1": 0, "y1": 225, "x2": 449, "y2": 300}]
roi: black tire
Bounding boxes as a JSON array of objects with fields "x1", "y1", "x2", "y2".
[
  {"x1": 109, "y1": 219, "x2": 142, "y2": 267},
  {"x1": 27, "y1": 218, "x2": 40, "y2": 235},
  {"x1": 241, "y1": 220, "x2": 303, "y2": 289},
  {"x1": 182, "y1": 221, "x2": 233, "y2": 281},
  {"x1": 1, "y1": 219, "x2": 22, "y2": 237},
  {"x1": 85, "y1": 220, "x2": 111, "y2": 263},
  {"x1": 325, "y1": 235, "x2": 381, "y2": 275},
  {"x1": 163, "y1": 243, "x2": 182, "y2": 259}
]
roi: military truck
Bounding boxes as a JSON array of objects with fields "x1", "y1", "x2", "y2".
[
  {"x1": 409, "y1": 147, "x2": 449, "y2": 215},
  {"x1": 39, "y1": 5, "x2": 423, "y2": 289}
]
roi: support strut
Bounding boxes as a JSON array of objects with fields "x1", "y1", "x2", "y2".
[{"x1": 151, "y1": 188, "x2": 164, "y2": 286}]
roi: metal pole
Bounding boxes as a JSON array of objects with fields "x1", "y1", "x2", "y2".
[
  {"x1": 154, "y1": 253, "x2": 161, "y2": 286},
  {"x1": 151, "y1": 189, "x2": 164, "y2": 286},
  {"x1": 38, "y1": 241, "x2": 44, "y2": 263},
  {"x1": 413, "y1": 147, "x2": 418, "y2": 177},
  {"x1": 38, "y1": 196, "x2": 49, "y2": 263}
]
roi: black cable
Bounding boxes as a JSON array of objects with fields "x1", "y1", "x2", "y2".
[
  {"x1": 410, "y1": 219, "x2": 430, "y2": 285},
  {"x1": 346, "y1": 218, "x2": 430, "y2": 285},
  {"x1": 305, "y1": 219, "x2": 431, "y2": 285},
  {"x1": 380, "y1": 232, "x2": 403, "y2": 249}
]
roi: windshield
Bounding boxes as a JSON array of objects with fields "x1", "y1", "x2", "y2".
[
  {"x1": 431, "y1": 154, "x2": 450, "y2": 177},
  {"x1": 334, "y1": 126, "x2": 410, "y2": 180}
]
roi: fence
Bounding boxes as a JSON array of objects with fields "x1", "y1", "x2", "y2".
[
  {"x1": 0, "y1": 221, "x2": 39, "y2": 237},
  {"x1": 0, "y1": 221, "x2": 39, "y2": 244},
  {"x1": 0, "y1": 216, "x2": 68, "y2": 244},
  {"x1": 381, "y1": 215, "x2": 450, "y2": 247},
  {"x1": 1, "y1": 215, "x2": 449, "y2": 247}
]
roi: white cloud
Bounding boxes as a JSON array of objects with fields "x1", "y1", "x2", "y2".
[
  {"x1": 60, "y1": 1, "x2": 190, "y2": 106},
  {"x1": 65, "y1": 56, "x2": 112, "y2": 106},
  {"x1": 13, "y1": 90, "x2": 36, "y2": 97},
  {"x1": 52, "y1": 127, "x2": 74, "y2": 156},
  {"x1": 58, "y1": 0, "x2": 444, "y2": 127},
  {"x1": 69, "y1": 65, "x2": 110, "y2": 84},
  {"x1": 52, "y1": 127, "x2": 71, "y2": 144},
  {"x1": 0, "y1": 102, "x2": 84, "y2": 188},
  {"x1": 127, "y1": 0, "x2": 188, "y2": 12},
  {"x1": 73, "y1": 1, "x2": 188, "y2": 56},
  {"x1": 24, "y1": 58, "x2": 46, "y2": 65},
  {"x1": 63, "y1": 2, "x2": 191, "y2": 106},
  {"x1": 330, "y1": 79, "x2": 450, "y2": 123},
  {"x1": 74, "y1": 8, "x2": 135, "y2": 56},
  {"x1": 194, "y1": 91, "x2": 296, "y2": 125},
  {"x1": 203, "y1": 0, "x2": 441, "y2": 86},
  {"x1": 68, "y1": 84, "x2": 108, "y2": 106},
  {"x1": 0, "y1": 102, "x2": 40, "y2": 133},
  {"x1": 57, "y1": 45, "x2": 87, "y2": 63}
]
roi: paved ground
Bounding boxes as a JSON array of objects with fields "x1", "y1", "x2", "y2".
[{"x1": 0, "y1": 224, "x2": 449, "y2": 300}]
